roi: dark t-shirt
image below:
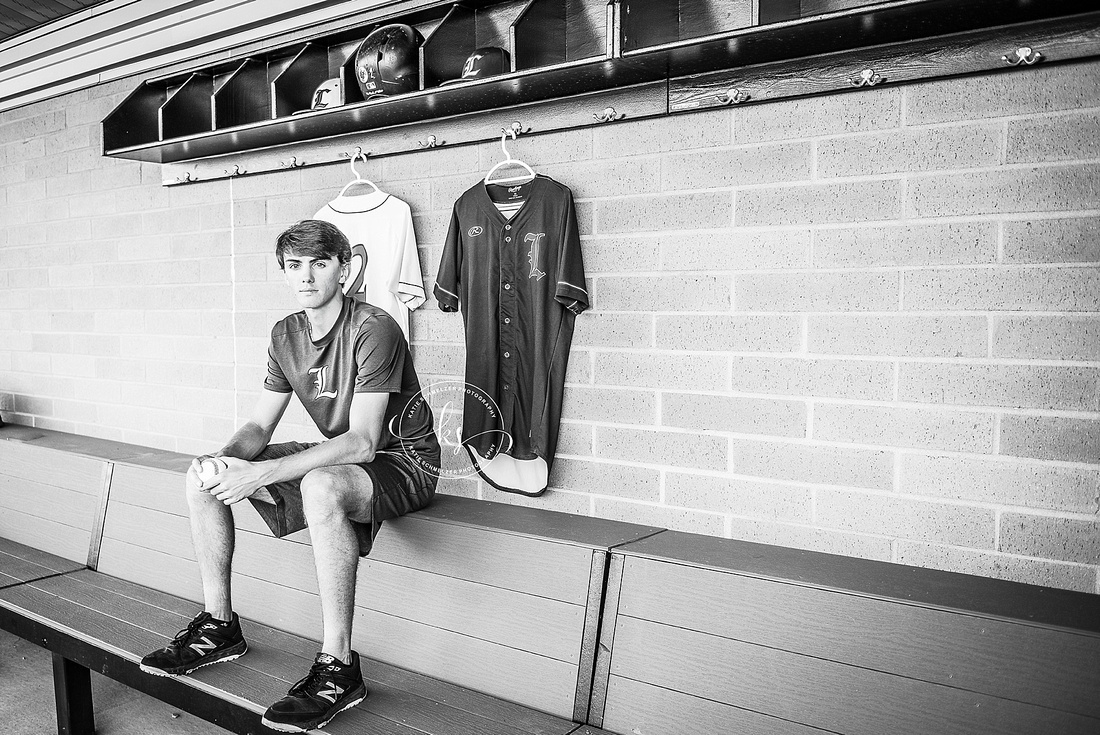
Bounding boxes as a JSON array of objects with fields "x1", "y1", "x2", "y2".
[{"x1": 264, "y1": 296, "x2": 437, "y2": 460}]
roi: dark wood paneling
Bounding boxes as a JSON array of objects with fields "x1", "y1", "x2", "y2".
[
  {"x1": 609, "y1": 616, "x2": 1100, "y2": 735},
  {"x1": 618, "y1": 556, "x2": 1100, "y2": 718}
]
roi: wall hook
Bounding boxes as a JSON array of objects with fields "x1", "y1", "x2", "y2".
[
  {"x1": 593, "y1": 106, "x2": 625, "y2": 123},
  {"x1": 343, "y1": 146, "x2": 371, "y2": 160},
  {"x1": 503, "y1": 122, "x2": 530, "y2": 139},
  {"x1": 850, "y1": 69, "x2": 883, "y2": 87},
  {"x1": 174, "y1": 171, "x2": 198, "y2": 184},
  {"x1": 418, "y1": 135, "x2": 442, "y2": 148},
  {"x1": 1002, "y1": 46, "x2": 1042, "y2": 66},
  {"x1": 717, "y1": 88, "x2": 750, "y2": 105},
  {"x1": 224, "y1": 164, "x2": 245, "y2": 176},
  {"x1": 280, "y1": 156, "x2": 305, "y2": 168}
]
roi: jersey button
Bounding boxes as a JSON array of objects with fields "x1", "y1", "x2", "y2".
[
  {"x1": 503, "y1": 283, "x2": 511, "y2": 290},
  {"x1": 505, "y1": 237, "x2": 511, "y2": 242},
  {"x1": 504, "y1": 318, "x2": 511, "y2": 324},
  {"x1": 505, "y1": 225, "x2": 511, "y2": 230},
  {"x1": 503, "y1": 351, "x2": 511, "y2": 358}
]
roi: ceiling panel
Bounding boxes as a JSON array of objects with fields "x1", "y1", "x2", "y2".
[{"x1": 0, "y1": 0, "x2": 106, "y2": 45}]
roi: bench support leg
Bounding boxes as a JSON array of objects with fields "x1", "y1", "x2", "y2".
[{"x1": 52, "y1": 653, "x2": 95, "y2": 735}]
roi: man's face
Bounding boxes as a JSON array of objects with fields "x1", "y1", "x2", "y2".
[{"x1": 283, "y1": 253, "x2": 347, "y2": 309}]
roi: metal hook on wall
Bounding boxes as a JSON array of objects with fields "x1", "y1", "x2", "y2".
[
  {"x1": 418, "y1": 135, "x2": 442, "y2": 148},
  {"x1": 223, "y1": 164, "x2": 245, "y2": 177},
  {"x1": 593, "y1": 106, "x2": 626, "y2": 123},
  {"x1": 280, "y1": 156, "x2": 305, "y2": 168},
  {"x1": 717, "y1": 88, "x2": 750, "y2": 105},
  {"x1": 849, "y1": 69, "x2": 884, "y2": 87},
  {"x1": 174, "y1": 170, "x2": 198, "y2": 184},
  {"x1": 1003, "y1": 46, "x2": 1042, "y2": 66}
]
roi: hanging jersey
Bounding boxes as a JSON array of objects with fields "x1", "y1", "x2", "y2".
[
  {"x1": 434, "y1": 175, "x2": 588, "y2": 496},
  {"x1": 314, "y1": 191, "x2": 425, "y2": 342}
]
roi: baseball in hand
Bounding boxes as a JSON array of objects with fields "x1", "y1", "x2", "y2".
[{"x1": 196, "y1": 457, "x2": 227, "y2": 487}]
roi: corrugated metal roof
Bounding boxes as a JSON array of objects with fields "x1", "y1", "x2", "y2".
[{"x1": 0, "y1": 0, "x2": 107, "y2": 44}]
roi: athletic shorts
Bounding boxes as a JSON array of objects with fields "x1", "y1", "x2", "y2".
[{"x1": 246, "y1": 441, "x2": 438, "y2": 557}]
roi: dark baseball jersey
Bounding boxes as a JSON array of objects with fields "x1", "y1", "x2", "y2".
[{"x1": 434, "y1": 174, "x2": 588, "y2": 496}]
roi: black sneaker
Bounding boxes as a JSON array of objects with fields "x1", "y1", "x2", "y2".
[
  {"x1": 139, "y1": 611, "x2": 248, "y2": 677},
  {"x1": 261, "y1": 651, "x2": 369, "y2": 732}
]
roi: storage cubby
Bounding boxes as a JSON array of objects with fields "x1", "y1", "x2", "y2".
[
  {"x1": 158, "y1": 73, "x2": 213, "y2": 140},
  {"x1": 213, "y1": 59, "x2": 269, "y2": 129},
  {"x1": 621, "y1": 0, "x2": 758, "y2": 53},
  {"x1": 100, "y1": 0, "x2": 1096, "y2": 166},
  {"x1": 513, "y1": 0, "x2": 609, "y2": 71},
  {"x1": 103, "y1": 82, "x2": 166, "y2": 151},
  {"x1": 421, "y1": 2, "x2": 531, "y2": 86},
  {"x1": 271, "y1": 44, "x2": 330, "y2": 118}
]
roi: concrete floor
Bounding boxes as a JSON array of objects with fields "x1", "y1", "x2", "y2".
[{"x1": 1, "y1": 628, "x2": 229, "y2": 735}]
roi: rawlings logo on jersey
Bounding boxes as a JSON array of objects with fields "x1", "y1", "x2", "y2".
[
  {"x1": 468, "y1": 226, "x2": 483, "y2": 237},
  {"x1": 309, "y1": 365, "x2": 339, "y2": 400},
  {"x1": 525, "y1": 232, "x2": 547, "y2": 281}
]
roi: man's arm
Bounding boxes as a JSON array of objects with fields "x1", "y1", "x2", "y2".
[
  {"x1": 208, "y1": 391, "x2": 390, "y2": 505},
  {"x1": 217, "y1": 389, "x2": 293, "y2": 461}
]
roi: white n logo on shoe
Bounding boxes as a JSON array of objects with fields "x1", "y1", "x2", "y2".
[
  {"x1": 317, "y1": 682, "x2": 344, "y2": 703},
  {"x1": 189, "y1": 636, "x2": 219, "y2": 655}
]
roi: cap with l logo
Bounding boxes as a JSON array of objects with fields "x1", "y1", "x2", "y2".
[{"x1": 440, "y1": 47, "x2": 511, "y2": 86}]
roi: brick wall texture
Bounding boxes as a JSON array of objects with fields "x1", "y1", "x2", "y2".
[{"x1": 1, "y1": 58, "x2": 1098, "y2": 593}]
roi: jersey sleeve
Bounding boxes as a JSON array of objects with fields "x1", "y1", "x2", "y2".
[
  {"x1": 555, "y1": 189, "x2": 589, "y2": 315},
  {"x1": 354, "y1": 316, "x2": 406, "y2": 393},
  {"x1": 395, "y1": 202, "x2": 426, "y2": 310},
  {"x1": 263, "y1": 342, "x2": 293, "y2": 393},
  {"x1": 433, "y1": 204, "x2": 462, "y2": 313}
]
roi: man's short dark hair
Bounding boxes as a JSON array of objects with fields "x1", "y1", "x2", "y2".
[{"x1": 275, "y1": 220, "x2": 351, "y2": 269}]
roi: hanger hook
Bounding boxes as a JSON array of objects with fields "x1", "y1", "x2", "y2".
[{"x1": 346, "y1": 147, "x2": 370, "y2": 180}]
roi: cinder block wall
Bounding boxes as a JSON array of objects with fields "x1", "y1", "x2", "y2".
[{"x1": 1, "y1": 59, "x2": 1098, "y2": 592}]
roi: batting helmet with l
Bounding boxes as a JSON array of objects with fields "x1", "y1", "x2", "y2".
[{"x1": 354, "y1": 24, "x2": 423, "y2": 99}]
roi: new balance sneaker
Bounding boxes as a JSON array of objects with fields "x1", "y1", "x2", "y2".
[
  {"x1": 261, "y1": 651, "x2": 369, "y2": 732},
  {"x1": 139, "y1": 611, "x2": 248, "y2": 677}
]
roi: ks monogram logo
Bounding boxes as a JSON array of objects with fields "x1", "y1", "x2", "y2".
[{"x1": 309, "y1": 365, "x2": 339, "y2": 399}]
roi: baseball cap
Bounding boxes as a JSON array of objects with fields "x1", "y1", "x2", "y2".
[
  {"x1": 292, "y1": 77, "x2": 344, "y2": 115},
  {"x1": 440, "y1": 47, "x2": 510, "y2": 86}
]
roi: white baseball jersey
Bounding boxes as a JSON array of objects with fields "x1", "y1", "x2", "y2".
[{"x1": 314, "y1": 190, "x2": 425, "y2": 342}]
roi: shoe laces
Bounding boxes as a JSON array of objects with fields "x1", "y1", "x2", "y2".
[
  {"x1": 288, "y1": 656, "x2": 341, "y2": 697},
  {"x1": 166, "y1": 615, "x2": 217, "y2": 651}
]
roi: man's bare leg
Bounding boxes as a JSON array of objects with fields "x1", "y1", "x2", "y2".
[
  {"x1": 186, "y1": 478, "x2": 239, "y2": 621},
  {"x1": 299, "y1": 466, "x2": 372, "y2": 663}
]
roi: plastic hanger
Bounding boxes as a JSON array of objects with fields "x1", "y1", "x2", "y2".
[
  {"x1": 338, "y1": 149, "x2": 381, "y2": 196},
  {"x1": 484, "y1": 128, "x2": 535, "y2": 185}
]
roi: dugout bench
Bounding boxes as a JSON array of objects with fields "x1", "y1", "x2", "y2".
[
  {"x1": 0, "y1": 424, "x2": 661, "y2": 735},
  {"x1": 1, "y1": 423, "x2": 1099, "y2": 735}
]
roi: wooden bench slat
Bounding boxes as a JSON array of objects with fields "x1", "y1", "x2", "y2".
[
  {"x1": 609, "y1": 615, "x2": 1100, "y2": 735},
  {"x1": 0, "y1": 440, "x2": 106, "y2": 493},
  {"x1": 617, "y1": 531, "x2": 1100, "y2": 633},
  {"x1": 0, "y1": 537, "x2": 85, "y2": 576},
  {"x1": 618, "y1": 555, "x2": 1100, "y2": 719},
  {"x1": 603, "y1": 675, "x2": 830, "y2": 735},
  {"x1": 0, "y1": 475, "x2": 101, "y2": 530},
  {"x1": 9, "y1": 569, "x2": 578, "y2": 735},
  {"x1": 0, "y1": 508, "x2": 92, "y2": 563}
]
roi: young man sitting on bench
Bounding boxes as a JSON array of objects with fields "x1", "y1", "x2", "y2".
[{"x1": 139, "y1": 220, "x2": 440, "y2": 732}]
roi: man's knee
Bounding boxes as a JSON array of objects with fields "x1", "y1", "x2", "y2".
[{"x1": 301, "y1": 467, "x2": 371, "y2": 523}]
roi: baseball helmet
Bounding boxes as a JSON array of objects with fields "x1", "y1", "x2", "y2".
[{"x1": 354, "y1": 24, "x2": 423, "y2": 99}]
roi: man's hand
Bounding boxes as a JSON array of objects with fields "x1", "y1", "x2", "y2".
[{"x1": 199, "y1": 456, "x2": 268, "y2": 506}]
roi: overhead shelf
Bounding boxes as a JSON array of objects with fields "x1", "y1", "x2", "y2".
[{"x1": 102, "y1": 0, "x2": 1098, "y2": 165}]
